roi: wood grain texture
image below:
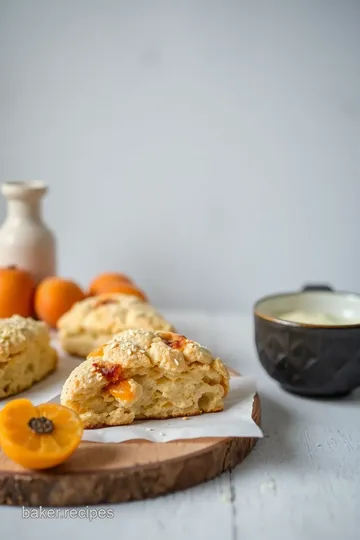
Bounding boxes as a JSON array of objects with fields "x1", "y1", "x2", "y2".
[{"x1": 0, "y1": 395, "x2": 260, "y2": 507}]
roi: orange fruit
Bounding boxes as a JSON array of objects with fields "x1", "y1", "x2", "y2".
[
  {"x1": 0, "y1": 399, "x2": 83, "y2": 469},
  {"x1": 89, "y1": 273, "x2": 133, "y2": 296},
  {"x1": 107, "y1": 380, "x2": 134, "y2": 403},
  {"x1": 34, "y1": 277, "x2": 85, "y2": 328},
  {"x1": 98, "y1": 282, "x2": 148, "y2": 302},
  {"x1": 87, "y1": 345, "x2": 105, "y2": 359},
  {"x1": 0, "y1": 266, "x2": 35, "y2": 318}
]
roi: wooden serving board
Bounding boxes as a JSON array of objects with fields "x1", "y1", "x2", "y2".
[{"x1": 0, "y1": 395, "x2": 260, "y2": 507}]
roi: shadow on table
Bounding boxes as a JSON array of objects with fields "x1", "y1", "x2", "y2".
[
  {"x1": 346, "y1": 386, "x2": 360, "y2": 401},
  {"x1": 232, "y1": 393, "x2": 297, "y2": 478},
  {"x1": 289, "y1": 385, "x2": 360, "y2": 405}
]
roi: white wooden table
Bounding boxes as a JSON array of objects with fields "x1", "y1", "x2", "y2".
[{"x1": 1, "y1": 311, "x2": 359, "y2": 540}]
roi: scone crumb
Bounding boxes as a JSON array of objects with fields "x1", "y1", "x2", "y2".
[{"x1": 182, "y1": 417, "x2": 190, "y2": 420}]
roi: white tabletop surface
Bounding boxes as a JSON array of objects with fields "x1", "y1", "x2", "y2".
[{"x1": 1, "y1": 311, "x2": 359, "y2": 540}]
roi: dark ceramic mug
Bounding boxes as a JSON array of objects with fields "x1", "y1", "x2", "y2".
[{"x1": 254, "y1": 284, "x2": 360, "y2": 397}]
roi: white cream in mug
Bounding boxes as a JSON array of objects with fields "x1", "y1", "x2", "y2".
[{"x1": 278, "y1": 311, "x2": 358, "y2": 325}]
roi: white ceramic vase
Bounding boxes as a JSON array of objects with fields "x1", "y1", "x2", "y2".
[{"x1": 0, "y1": 181, "x2": 56, "y2": 283}]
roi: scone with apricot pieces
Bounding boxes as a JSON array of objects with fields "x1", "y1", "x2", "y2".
[
  {"x1": 0, "y1": 315, "x2": 57, "y2": 399},
  {"x1": 57, "y1": 293, "x2": 175, "y2": 358},
  {"x1": 60, "y1": 329, "x2": 229, "y2": 428}
]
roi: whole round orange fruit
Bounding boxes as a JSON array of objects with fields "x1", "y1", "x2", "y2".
[
  {"x1": 88, "y1": 272, "x2": 133, "y2": 296},
  {"x1": 100, "y1": 282, "x2": 148, "y2": 302},
  {"x1": 35, "y1": 277, "x2": 85, "y2": 328},
  {"x1": 0, "y1": 266, "x2": 35, "y2": 318}
]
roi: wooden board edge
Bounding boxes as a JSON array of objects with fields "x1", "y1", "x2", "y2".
[{"x1": 0, "y1": 394, "x2": 261, "y2": 507}]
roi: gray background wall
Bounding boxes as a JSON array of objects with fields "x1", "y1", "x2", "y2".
[{"x1": 1, "y1": 0, "x2": 359, "y2": 311}]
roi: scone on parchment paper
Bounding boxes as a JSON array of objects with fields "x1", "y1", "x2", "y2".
[
  {"x1": 0, "y1": 315, "x2": 57, "y2": 399},
  {"x1": 60, "y1": 330, "x2": 229, "y2": 428},
  {"x1": 57, "y1": 293, "x2": 174, "y2": 358}
]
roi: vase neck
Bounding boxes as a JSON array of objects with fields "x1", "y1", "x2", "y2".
[
  {"x1": 2, "y1": 182, "x2": 47, "y2": 223},
  {"x1": 6, "y1": 199, "x2": 43, "y2": 223}
]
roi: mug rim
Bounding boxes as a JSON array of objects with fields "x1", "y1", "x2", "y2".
[{"x1": 254, "y1": 289, "x2": 360, "y2": 329}]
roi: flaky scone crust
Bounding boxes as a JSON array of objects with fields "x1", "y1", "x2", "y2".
[
  {"x1": 0, "y1": 315, "x2": 51, "y2": 363},
  {"x1": 0, "y1": 315, "x2": 58, "y2": 399},
  {"x1": 57, "y1": 294, "x2": 175, "y2": 357},
  {"x1": 61, "y1": 329, "x2": 230, "y2": 428}
]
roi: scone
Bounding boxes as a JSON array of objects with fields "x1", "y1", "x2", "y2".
[
  {"x1": 57, "y1": 293, "x2": 174, "y2": 357},
  {"x1": 61, "y1": 329, "x2": 229, "y2": 428},
  {"x1": 0, "y1": 315, "x2": 57, "y2": 399}
]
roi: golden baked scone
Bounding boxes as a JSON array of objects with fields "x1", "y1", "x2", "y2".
[
  {"x1": 61, "y1": 329, "x2": 229, "y2": 428},
  {"x1": 57, "y1": 294, "x2": 175, "y2": 358},
  {"x1": 0, "y1": 315, "x2": 57, "y2": 399}
]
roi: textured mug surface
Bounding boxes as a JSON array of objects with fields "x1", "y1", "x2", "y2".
[
  {"x1": 254, "y1": 285, "x2": 360, "y2": 397},
  {"x1": 255, "y1": 315, "x2": 360, "y2": 397}
]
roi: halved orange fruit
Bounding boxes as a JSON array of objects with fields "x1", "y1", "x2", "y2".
[{"x1": 0, "y1": 399, "x2": 83, "y2": 469}]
